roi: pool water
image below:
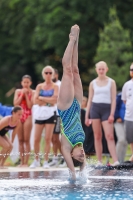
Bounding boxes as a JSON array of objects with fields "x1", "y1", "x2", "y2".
[{"x1": 0, "y1": 168, "x2": 133, "y2": 200}]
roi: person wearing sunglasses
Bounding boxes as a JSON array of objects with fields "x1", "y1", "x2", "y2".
[
  {"x1": 48, "y1": 69, "x2": 62, "y2": 167},
  {"x1": 122, "y1": 63, "x2": 133, "y2": 162},
  {"x1": 57, "y1": 25, "x2": 86, "y2": 182},
  {"x1": 30, "y1": 66, "x2": 59, "y2": 168}
]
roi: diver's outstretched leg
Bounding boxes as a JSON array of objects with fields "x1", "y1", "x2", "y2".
[
  {"x1": 57, "y1": 25, "x2": 79, "y2": 111},
  {"x1": 72, "y1": 26, "x2": 83, "y2": 105}
]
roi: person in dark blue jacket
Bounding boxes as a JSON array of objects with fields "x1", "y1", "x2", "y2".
[{"x1": 114, "y1": 92, "x2": 127, "y2": 163}]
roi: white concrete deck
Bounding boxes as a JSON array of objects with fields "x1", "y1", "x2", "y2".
[{"x1": 0, "y1": 167, "x2": 68, "y2": 173}]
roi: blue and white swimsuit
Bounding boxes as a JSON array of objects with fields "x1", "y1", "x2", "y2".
[{"x1": 58, "y1": 98, "x2": 85, "y2": 147}]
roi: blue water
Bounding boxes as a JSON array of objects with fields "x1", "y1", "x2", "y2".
[{"x1": 0, "y1": 169, "x2": 133, "y2": 200}]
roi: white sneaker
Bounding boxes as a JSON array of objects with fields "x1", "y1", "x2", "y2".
[
  {"x1": 95, "y1": 161, "x2": 103, "y2": 167},
  {"x1": 43, "y1": 161, "x2": 50, "y2": 168},
  {"x1": 49, "y1": 156, "x2": 59, "y2": 167},
  {"x1": 111, "y1": 161, "x2": 120, "y2": 166},
  {"x1": 59, "y1": 160, "x2": 67, "y2": 167},
  {"x1": 30, "y1": 159, "x2": 40, "y2": 168}
]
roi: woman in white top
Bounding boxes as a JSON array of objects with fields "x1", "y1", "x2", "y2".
[
  {"x1": 122, "y1": 63, "x2": 133, "y2": 161},
  {"x1": 85, "y1": 61, "x2": 119, "y2": 166}
]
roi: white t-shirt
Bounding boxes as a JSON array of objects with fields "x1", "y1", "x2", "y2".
[
  {"x1": 55, "y1": 80, "x2": 61, "y2": 88},
  {"x1": 121, "y1": 79, "x2": 133, "y2": 121}
]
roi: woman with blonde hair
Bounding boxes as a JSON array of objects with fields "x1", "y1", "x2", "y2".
[
  {"x1": 85, "y1": 61, "x2": 119, "y2": 166},
  {"x1": 30, "y1": 66, "x2": 59, "y2": 168}
]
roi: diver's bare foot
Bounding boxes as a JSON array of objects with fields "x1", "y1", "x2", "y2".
[
  {"x1": 76, "y1": 26, "x2": 80, "y2": 45},
  {"x1": 69, "y1": 24, "x2": 79, "y2": 42}
]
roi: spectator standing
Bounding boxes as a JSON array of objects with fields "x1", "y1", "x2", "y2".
[
  {"x1": 14, "y1": 75, "x2": 34, "y2": 167},
  {"x1": 49, "y1": 69, "x2": 62, "y2": 166},
  {"x1": 30, "y1": 66, "x2": 59, "y2": 168},
  {"x1": 122, "y1": 63, "x2": 133, "y2": 161},
  {"x1": 85, "y1": 61, "x2": 119, "y2": 166},
  {"x1": 114, "y1": 92, "x2": 127, "y2": 163}
]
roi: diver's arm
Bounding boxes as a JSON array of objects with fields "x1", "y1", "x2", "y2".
[{"x1": 61, "y1": 135, "x2": 76, "y2": 181}]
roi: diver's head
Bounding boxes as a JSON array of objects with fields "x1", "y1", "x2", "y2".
[{"x1": 71, "y1": 145, "x2": 85, "y2": 167}]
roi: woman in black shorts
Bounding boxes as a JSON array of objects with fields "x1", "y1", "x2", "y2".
[
  {"x1": 85, "y1": 61, "x2": 119, "y2": 166},
  {"x1": 30, "y1": 66, "x2": 59, "y2": 168}
]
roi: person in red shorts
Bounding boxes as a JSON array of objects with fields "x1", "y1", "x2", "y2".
[{"x1": 14, "y1": 75, "x2": 34, "y2": 167}]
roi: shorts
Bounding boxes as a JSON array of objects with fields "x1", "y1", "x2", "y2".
[
  {"x1": 90, "y1": 102, "x2": 111, "y2": 122},
  {"x1": 53, "y1": 116, "x2": 61, "y2": 134},
  {"x1": 35, "y1": 115, "x2": 56, "y2": 124},
  {"x1": 124, "y1": 120, "x2": 133, "y2": 143}
]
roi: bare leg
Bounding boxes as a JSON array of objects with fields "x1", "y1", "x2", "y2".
[
  {"x1": 44, "y1": 124, "x2": 55, "y2": 161},
  {"x1": 102, "y1": 121, "x2": 118, "y2": 163},
  {"x1": 34, "y1": 124, "x2": 44, "y2": 160},
  {"x1": 72, "y1": 27, "x2": 83, "y2": 105},
  {"x1": 0, "y1": 137, "x2": 8, "y2": 163},
  {"x1": 92, "y1": 120, "x2": 103, "y2": 162},
  {"x1": 0, "y1": 136, "x2": 13, "y2": 167},
  {"x1": 57, "y1": 25, "x2": 78, "y2": 111},
  {"x1": 52, "y1": 134, "x2": 61, "y2": 156},
  {"x1": 23, "y1": 116, "x2": 32, "y2": 166},
  {"x1": 57, "y1": 25, "x2": 80, "y2": 178},
  {"x1": 17, "y1": 122, "x2": 24, "y2": 165}
]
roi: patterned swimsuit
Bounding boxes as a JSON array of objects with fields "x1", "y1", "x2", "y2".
[{"x1": 58, "y1": 98, "x2": 85, "y2": 147}]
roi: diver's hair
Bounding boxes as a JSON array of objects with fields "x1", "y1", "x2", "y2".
[
  {"x1": 11, "y1": 106, "x2": 22, "y2": 114},
  {"x1": 95, "y1": 61, "x2": 108, "y2": 68},
  {"x1": 42, "y1": 66, "x2": 54, "y2": 79},
  {"x1": 22, "y1": 75, "x2": 32, "y2": 81},
  {"x1": 72, "y1": 157, "x2": 83, "y2": 167}
]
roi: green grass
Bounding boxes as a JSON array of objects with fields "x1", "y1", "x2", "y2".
[
  {"x1": 87, "y1": 144, "x2": 132, "y2": 165},
  {"x1": 5, "y1": 136, "x2": 51, "y2": 166},
  {"x1": 4, "y1": 139, "x2": 132, "y2": 167}
]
